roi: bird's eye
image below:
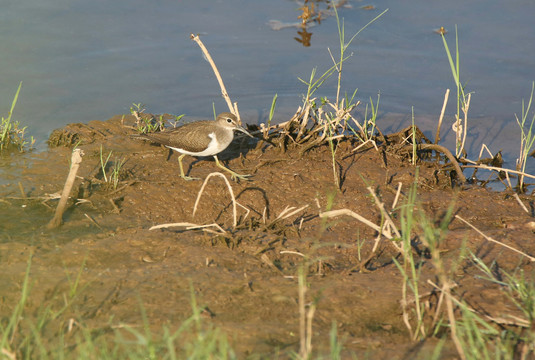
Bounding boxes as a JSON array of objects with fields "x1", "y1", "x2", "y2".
[{"x1": 226, "y1": 118, "x2": 232, "y2": 123}]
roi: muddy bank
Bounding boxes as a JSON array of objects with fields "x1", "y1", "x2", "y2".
[{"x1": 1, "y1": 114, "x2": 534, "y2": 358}]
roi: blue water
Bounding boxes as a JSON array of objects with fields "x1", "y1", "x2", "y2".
[{"x1": 1, "y1": 0, "x2": 535, "y2": 169}]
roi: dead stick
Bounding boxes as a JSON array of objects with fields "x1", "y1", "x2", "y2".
[
  {"x1": 190, "y1": 33, "x2": 239, "y2": 121},
  {"x1": 47, "y1": 149, "x2": 84, "y2": 229}
]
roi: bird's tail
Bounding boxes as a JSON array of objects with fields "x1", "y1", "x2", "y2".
[{"x1": 130, "y1": 133, "x2": 153, "y2": 141}]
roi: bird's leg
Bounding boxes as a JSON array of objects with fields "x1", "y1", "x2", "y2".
[
  {"x1": 178, "y1": 154, "x2": 199, "y2": 181},
  {"x1": 213, "y1": 155, "x2": 251, "y2": 181}
]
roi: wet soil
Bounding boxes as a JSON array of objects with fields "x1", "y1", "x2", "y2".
[{"x1": 1, "y1": 114, "x2": 535, "y2": 358}]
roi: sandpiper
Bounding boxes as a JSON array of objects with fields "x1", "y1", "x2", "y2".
[{"x1": 132, "y1": 112, "x2": 253, "y2": 181}]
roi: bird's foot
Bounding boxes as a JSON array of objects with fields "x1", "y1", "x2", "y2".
[
  {"x1": 213, "y1": 156, "x2": 252, "y2": 182},
  {"x1": 181, "y1": 175, "x2": 201, "y2": 181},
  {"x1": 229, "y1": 172, "x2": 252, "y2": 182}
]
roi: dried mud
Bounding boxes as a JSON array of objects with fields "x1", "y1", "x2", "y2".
[{"x1": 2, "y1": 114, "x2": 535, "y2": 358}]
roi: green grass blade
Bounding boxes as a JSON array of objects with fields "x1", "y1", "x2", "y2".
[{"x1": 269, "y1": 93, "x2": 278, "y2": 128}]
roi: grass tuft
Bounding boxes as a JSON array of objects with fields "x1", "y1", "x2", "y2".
[
  {"x1": 99, "y1": 145, "x2": 127, "y2": 191},
  {"x1": 1, "y1": 82, "x2": 35, "y2": 153},
  {"x1": 441, "y1": 26, "x2": 471, "y2": 158},
  {"x1": 514, "y1": 81, "x2": 535, "y2": 192}
]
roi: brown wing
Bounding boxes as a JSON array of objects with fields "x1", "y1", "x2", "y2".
[{"x1": 133, "y1": 121, "x2": 216, "y2": 153}]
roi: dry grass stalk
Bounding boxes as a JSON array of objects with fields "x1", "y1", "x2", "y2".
[
  {"x1": 352, "y1": 139, "x2": 378, "y2": 153},
  {"x1": 263, "y1": 106, "x2": 302, "y2": 136},
  {"x1": 190, "y1": 34, "x2": 240, "y2": 121},
  {"x1": 477, "y1": 143, "x2": 494, "y2": 160},
  {"x1": 367, "y1": 186, "x2": 401, "y2": 240},
  {"x1": 17, "y1": 182, "x2": 26, "y2": 199},
  {"x1": 420, "y1": 230, "x2": 466, "y2": 359},
  {"x1": 400, "y1": 282, "x2": 427, "y2": 340},
  {"x1": 305, "y1": 303, "x2": 316, "y2": 357},
  {"x1": 296, "y1": 102, "x2": 312, "y2": 142},
  {"x1": 462, "y1": 153, "x2": 533, "y2": 189},
  {"x1": 513, "y1": 193, "x2": 530, "y2": 214},
  {"x1": 193, "y1": 172, "x2": 238, "y2": 228},
  {"x1": 280, "y1": 250, "x2": 305, "y2": 257},
  {"x1": 319, "y1": 208, "x2": 402, "y2": 254},
  {"x1": 427, "y1": 279, "x2": 448, "y2": 330},
  {"x1": 47, "y1": 148, "x2": 84, "y2": 229},
  {"x1": 504, "y1": 171, "x2": 514, "y2": 190},
  {"x1": 132, "y1": 107, "x2": 143, "y2": 126},
  {"x1": 84, "y1": 213, "x2": 103, "y2": 230},
  {"x1": 320, "y1": 209, "x2": 383, "y2": 235},
  {"x1": 267, "y1": 205, "x2": 309, "y2": 227},
  {"x1": 455, "y1": 215, "x2": 535, "y2": 261},
  {"x1": 236, "y1": 202, "x2": 251, "y2": 221},
  {"x1": 399, "y1": 289, "x2": 412, "y2": 337},
  {"x1": 364, "y1": 188, "x2": 402, "y2": 266},
  {"x1": 260, "y1": 254, "x2": 284, "y2": 275},
  {"x1": 149, "y1": 222, "x2": 226, "y2": 235},
  {"x1": 429, "y1": 279, "x2": 530, "y2": 328},
  {"x1": 424, "y1": 282, "x2": 465, "y2": 360},
  {"x1": 325, "y1": 134, "x2": 345, "y2": 142},
  {"x1": 484, "y1": 314, "x2": 530, "y2": 328},
  {"x1": 1, "y1": 348, "x2": 16, "y2": 360},
  {"x1": 460, "y1": 93, "x2": 471, "y2": 157},
  {"x1": 452, "y1": 92, "x2": 471, "y2": 158},
  {"x1": 391, "y1": 182, "x2": 403, "y2": 210},
  {"x1": 298, "y1": 267, "x2": 315, "y2": 359},
  {"x1": 461, "y1": 164, "x2": 535, "y2": 180},
  {"x1": 435, "y1": 89, "x2": 450, "y2": 144},
  {"x1": 348, "y1": 111, "x2": 372, "y2": 139}
]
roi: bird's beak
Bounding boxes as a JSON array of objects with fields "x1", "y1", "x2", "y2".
[{"x1": 236, "y1": 125, "x2": 254, "y2": 138}]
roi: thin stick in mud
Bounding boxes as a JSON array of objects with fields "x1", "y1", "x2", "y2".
[
  {"x1": 46, "y1": 148, "x2": 84, "y2": 229},
  {"x1": 435, "y1": 88, "x2": 450, "y2": 144},
  {"x1": 190, "y1": 33, "x2": 240, "y2": 121}
]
